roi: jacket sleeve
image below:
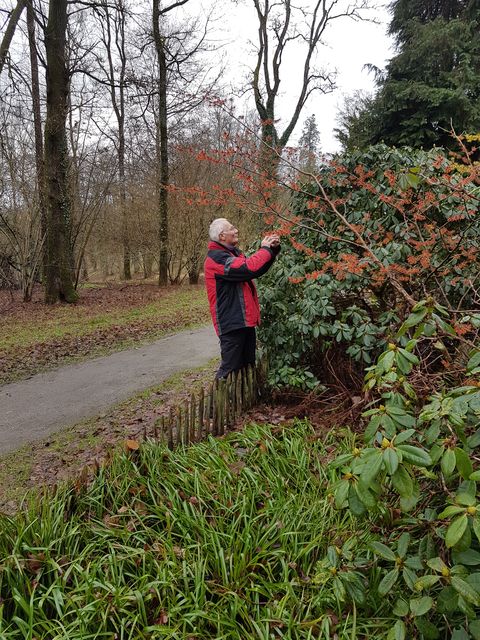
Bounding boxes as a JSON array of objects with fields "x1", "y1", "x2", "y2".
[{"x1": 217, "y1": 245, "x2": 280, "y2": 282}]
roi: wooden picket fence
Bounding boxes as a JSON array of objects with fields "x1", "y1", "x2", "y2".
[{"x1": 147, "y1": 363, "x2": 263, "y2": 449}]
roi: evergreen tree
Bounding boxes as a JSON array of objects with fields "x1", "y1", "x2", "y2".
[
  {"x1": 298, "y1": 114, "x2": 321, "y2": 173},
  {"x1": 338, "y1": 0, "x2": 480, "y2": 149}
]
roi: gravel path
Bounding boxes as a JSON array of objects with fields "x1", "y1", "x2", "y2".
[{"x1": 0, "y1": 325, "x2": 218, "y2": 456}]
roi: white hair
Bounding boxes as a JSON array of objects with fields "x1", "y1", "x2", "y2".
[{"x1": 209, "y1": 218, "x2": 230, "y2": 242}]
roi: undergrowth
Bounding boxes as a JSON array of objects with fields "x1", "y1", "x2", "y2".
[{"x1": 0, "y1": 421, "x2": 388, "y2": 639}]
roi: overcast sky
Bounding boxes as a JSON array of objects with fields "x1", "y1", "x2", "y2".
[{"x1": 200, "y1": 1, "x2": 395, "y2": 153}]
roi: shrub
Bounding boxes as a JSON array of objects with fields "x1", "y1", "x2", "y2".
[
  {"x1": 324, "y1": 302, "x2": 480, "y2": 638},
  {"x1": 258, "y1": 144, "x2": 479, "y2": 390}
]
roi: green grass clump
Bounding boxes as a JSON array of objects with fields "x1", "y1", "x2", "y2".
[{"x1": 0, "y1": 421, "x2": 385, "y2": 639}]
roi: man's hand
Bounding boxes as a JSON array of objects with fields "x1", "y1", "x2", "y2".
[{"x1": 261, "y1": 234, "x2": 280, "y2": 248}]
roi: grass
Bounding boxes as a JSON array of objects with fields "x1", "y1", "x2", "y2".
[
  {"x1": 0, "y1": 287, "x2": 208, "y2": 351},
  {"x1": 0, "y1": 421, "x2": 390, "y2": 639}
]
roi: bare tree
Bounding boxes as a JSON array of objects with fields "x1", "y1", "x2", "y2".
[{"x1": 251, "y1": 0, "x2": 371, "y2": 176}]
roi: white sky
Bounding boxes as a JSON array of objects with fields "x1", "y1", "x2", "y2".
[{"x1": 202, "y1": 1, "x2": 395, "y2": 153}]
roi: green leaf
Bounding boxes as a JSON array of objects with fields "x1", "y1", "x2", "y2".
[
  {"x1": 397, "y1": 533, "x2": 410, "y2": 559},
  {"x1": 391, "y1": 466, "x2": 413, "y2": 497},
  {"x1": 409, "y1": 596, "x2": 433, "y2": 616},
  {"x1": 455, "y1": 492, "x2": 475, "y2": 506},
  {"x1": 414, "y1": 617, "x2": 440, "y2": 639},
  {"x1": 426, "y1": 557, "x2": 448, "y2": 573},
  {"x1": 387, "y1": 620, "x2": 406, "y2": 640},
  {"x1": 454, "y1": 448, "x2": 473, "y2": 480},
  {"x1": 398, "y1": 348, "x2": 419, "y2": 364},
  {"x1": 396, "y1": 444, "x2": 431, "y2": 467},
  {"x1": 355, "y1": 481, "x2": 377, "y2": 508},
  {"x1": 392, "y1": 599, "x2": 409, "y2": 617},
  {"x1": 467, "y1": 350, "x2": 480, "y2": 374},
  {"x1": 379, "y1": 568, "x2": 400, "y2": 596},
  {"x1": 394, "y1": 429, "x2": 416, "y2": 445},
  {"x1": 360, "y1": 451, "x2": 384, "y2": 487},
  {"x1": 370, "y1": 541, "x2": 397, "y2": 561},
  {"x1": 436, "y1": 586, "x2": 458, "y2": 614},
  {"x1": 446, "y1": 514, "x2": 468, "y2": 548},
  {"x1": 451, "y1": 629, "x2": 469, "y2": 640},
  {"x1": 441, "y1": 448, "x2": 456, "y2": 476},
  {"x1": 414, "y1": 575, "x2": 440, "y2": 591},
  {"x1": 334, "y1": 480, "x2": 350, "y2": 508},
  {"x1": 452, "y1": 548, "x2": 480, "y2": 566},
  {"x1": 398, "y1": 310, "x2": 427, "y2": 335},
  {"x1": 451, "y1": 576, "x2": 480, "y2": 605},
  {"x1": 438, "y1": 505, "x2": 465, "y2": 519},
  {"x1": 472, "y1": 516, "x2": 480, "y2": 543},
  {"x1": 470, "y1": 470, "x2": 480, "y2": 481},
  {"x1": 469, "y1": 620, "x2": 480, "y2": 640},
  {"x1": 383, "y1": 448, "x2": 399, "y2": 475},
  {"x1": 348, "y1": 485, "x2": 366, "y2": 516}
]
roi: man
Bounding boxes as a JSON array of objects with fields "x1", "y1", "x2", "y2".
[{"x1": 204, "y1": 218, "x2": 280, "y2": 378}]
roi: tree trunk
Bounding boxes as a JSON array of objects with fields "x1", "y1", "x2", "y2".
[
  {"x1": 43, "y1": 0, "x2": 78, "y2": 303},
  {"x1": 119, "y1": 121, "x2": 131, "y2": 279},
  {"x1": 153, "y1": 0, "x2": 169, "y2": 286},
  {"x1": 27, "y1": 0, "x2": 47, "y2": 272}
]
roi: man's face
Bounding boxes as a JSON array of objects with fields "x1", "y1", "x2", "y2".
[{"x1": 220, "y1": 221, "x2": 239, "y2": 246}]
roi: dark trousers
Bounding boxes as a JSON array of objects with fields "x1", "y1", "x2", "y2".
[{"x1": 216, "y1": 327, "x2": 256, "y2": 379}]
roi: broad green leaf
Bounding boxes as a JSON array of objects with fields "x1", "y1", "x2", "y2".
[
  {"x1": 370, "y1": 541, "x2": 396, "y2": 561},
  {"x1": 383, "y1": 448, "x2": 399, "y2": 475},
  {"x1": 348, "y1": 485, "x2": 366, "y2": 516},
  {"x1": 455, "y1": 448, "x2": 473, "y2": 479},
  {"x1": 409, "y1": 595, "x2": 433, "y2": 616},
  {"x1": 414, "y1": 617, "x2": 440, "y2": 639},
  {"x1": 436, "y1": 586, "x2": 458, "y2": 614},
  {"x1": 452, "y1": 548, "x2": 480, "y2": 566},
  {"x1": 470, "y1": 470, "x2": 480, "y2": 481},
  {"x1": 334, "y1": 480, "x2": 349, "y2": 508},
  {"x1": 355, "y1": 481, "x2": 377, "y2": 508},
  {"x1": 396, "y1": 444, "x2": 431, "y2": 467},
  {"x1": 392, "y1": 466, "x2": 413, "y2": 497},
  {"x1": 379, "y1": 568, "x2": 399, "y2": 596},
  {"x1": 467, "y1": 350, "x2": 480, "y2": 374},
  {"x1": 360, "y1": 451, "x2": 384, "y2": 487},
  {"x1": 451, "y1": 576, "x2": 480, "y2": 605},
  {"x1": 387, "y1": 620, "x2": 406, "y2": 640},
  {"x1": 402, "y1": 566, "x2": 417, "y2": 590},
  {"x1": 426, "y1": 557, "x2": 448, "y2": 573},
  {"x1": 441, "y1": 448, "x2": 456, "y2": 476},
  {"x1": 398, "y1": 348, "x2": 419, "y2": 364},
  {"x1": 446, "y1": 514, "x2": 468, "y2": 548},
  {"x1": 394, "y1": 429, "x2": 416, "y2": 445},
  {"x1": 414, "y1": 575, "x2": 440, "y2": 591},
  {"x1": 472, "y1": 516, "x2": 480, "y2": 543},
  {"x1": 455, "y1": 492, "x2": 475, "y2": 506},
  {"x1": 438, "y1": 505, "x2": 465, "y2": 519},
  {"x1": 451, "y1": 629, "x2": 470, "y2": 640},
  {"x1": 469, "y1": 620, "x2": 480, "y2": 640},
  {"x1": 397, "y1": 532, "x2": 410, "y2": 558},
  {"x1": 392, "y1": 599, "x2": 409, "y2": 617}
]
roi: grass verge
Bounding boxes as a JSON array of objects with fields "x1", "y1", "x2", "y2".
[
  {"x1": 0, "y1": 420, "x2": 390, "y2": 639},
  {"x1": 0, "y1": 285, "x2": 210, "y2": 384}
]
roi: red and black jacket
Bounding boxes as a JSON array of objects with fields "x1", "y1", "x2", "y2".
[{"x1": 204, "y1": 241, "x2": 280, "y2": 336}]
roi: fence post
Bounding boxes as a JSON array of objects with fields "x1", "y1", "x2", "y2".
[
  {"x1": 168, "y1": 408, "x2": 174, "y2": 449},
  {"x1": 198, "y1": 387, "x2": 205, "y2": 441}
]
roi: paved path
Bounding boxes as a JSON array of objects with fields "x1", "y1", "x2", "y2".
[{"x1": 0, "y1": 325, "x2": 218, "y2": 456}]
